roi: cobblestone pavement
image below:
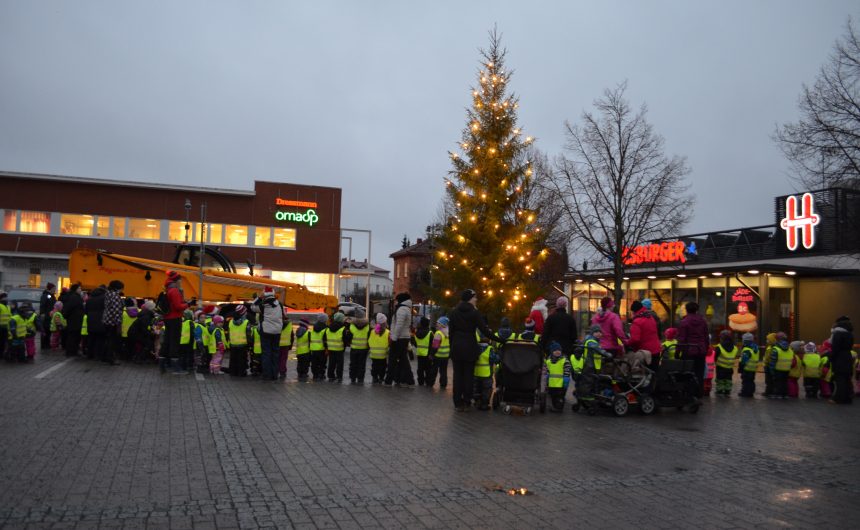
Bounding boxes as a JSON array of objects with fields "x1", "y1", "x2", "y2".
[{"x1": 1, "y1": 351, "x2": 858, "y2": 529}]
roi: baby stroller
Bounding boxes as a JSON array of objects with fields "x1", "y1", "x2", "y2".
[
  {"x1": 649, "y1": 344, "x2": 701, "y2": 413},
  {"x1": 573, "y1": 354, "x2": 655, "y2": 416},
  {"x1": 492, "y1": 340, "x2": 545, "y2": 415}
]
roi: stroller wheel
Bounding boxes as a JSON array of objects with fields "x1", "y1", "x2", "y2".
[
  {"x1": 639, "y1": 395, "x2": 656, "y2": 415},
  {"x1": 503, "y1": 405, "x2": 512, "y2": 415},
  {"x1": 586, "y1": 405, "x2": 598, "y2": 416},
  {"x1": 524, "y1": 407, "x2": 532, "y2": 416},
  {"x1": 612, "y1": 395, "x2": 629, "y2": 417},
  {"x1": 571, "y1": 403, "x2": 580, "y2": 413}
]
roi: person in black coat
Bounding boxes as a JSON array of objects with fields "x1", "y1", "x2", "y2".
[
  {"x1": 448, "y1": 289, "x2": 500, "y2": 411},
  {"x1": 39, "y1": 283, "x2": 56, "y2": 349},
  {"x1": 829, "y1": 316, "x2": 854, "y2": 405},
  {"x1": 540, "y1": 296, "x2": 578, "y2": 357},
  {"x1": 61, "y1": 284, "x2": 85, "y2": 357},
  {"x1": 85, "y1": 286, "x2": 107, "y2": 361}
]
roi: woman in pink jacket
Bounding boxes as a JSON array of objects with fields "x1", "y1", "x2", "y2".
[{"x1": 591, "y1": 297, "x2": 626, "y2": 358}]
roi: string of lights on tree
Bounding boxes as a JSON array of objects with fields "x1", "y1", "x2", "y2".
[{"x1": 432, "y1": 34, "x2": 548, "y2": 321}]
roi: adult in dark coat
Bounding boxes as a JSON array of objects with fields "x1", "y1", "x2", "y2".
[
  {"x1": 448, "y1": 289, "x2": 499, "y2": 411},
  {"x1": 39, "y1": 283, "x2": 56, "y2": 349},
  {"x1": 85, "y1": 286, "x2": 107, "y2": 361},
  {"x1": 540, "y1": 296, "x2": 578, "y2": 357},
  {"x1": 829, "y1": 316, "x2": 854, "y2": 405},
  {"x1": 677, "y1": 301, "x2": 710, "y2": 397},
  {"x1": 61, "y1": 284, "x2": 85, "y2": 357}
]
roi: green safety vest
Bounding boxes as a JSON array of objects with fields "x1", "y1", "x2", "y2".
[
  {"x1": 349, "y1": 324, "x2": 370, "y2": 350},
  {"x1": 180, "y1": 319, "x2": 192, "y2": 345},
  {"x1": 774, "y1": 346, "x2": 793, "y2": 372},
  {"x1": 309, "y1": 329, "x2": 326, "y2": 352},
  {"x1": 474, "y1": 345, "x2": 492, "y2": 378},
  {"x1": 662, "y1": 339, "x2": 678, "y2": 360},
  {"x1": 515, "y1": 332, "x2": 540, "y2": 343},
  {"x1": 802, "y1": 353, "x2": 821, "y2": 378},
  {"x1": 26, "y1": 313, "x2": 37, "y2": 334},
  {"x1": 368, "y1": 329, "x2": 389, "y2": 359},
  {"x1": 197, "y1": 322, "x2": 209, "y2": 346},
  {"x1": 570, "y1": 353, "x2": 584, "y2": 374},
  {"x1": 433, "y1": 331, "x2": 449, "y2": 359},
  {"x1": 0, "y1": 303, "x2": 11, "y2": 327},
  {"x1": 252, "y1": 328, "x2": 262, "y2": 355},
  {"x1": 742, "y1": 346, "x2": 759, "y2": 372},
  {"x1": 228, "y1": 319, "x2": 249, "y2": 346},
  {"x1": 208, "y1": 327, "x2": 225, "y2": 354},
  {"x1": 81, "y1": 315, "x2": 88, "y2": 336},
  {"x1": 295, "y1": 330, "x2": 311, "y2": 355},
  {"x1": 121, "y1": 309, "x2": 137, "y2": 338},
  {"x1": 414, "y1": 333, "x2": 431, "y2": 357},
  {"x1": 545, "y1": 356, "x2": 566, "y2": 388},
  {"x1": 584, "y1": 338, "x2": 602, "y2": 371},
  {"x1": 9, "y1": 314, "x2": 27, "y2": 339},
  {"x1": 715, "y1": 344, "x2": 739, "y2": 370},
  {"x1": 279, "y1": 324, "x2": 293, "y2": 347},
  {"x1": 326, "y1": 326, "x2": 345, "y2": 351},
  {"x1": 50, "y1": 312, "x2": 66, "y2": 332}
]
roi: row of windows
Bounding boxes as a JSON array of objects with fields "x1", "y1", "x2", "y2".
[{"x1": 1, "y1": 210, "x2": 296, "y2": 249}]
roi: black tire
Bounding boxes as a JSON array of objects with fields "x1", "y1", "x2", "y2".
[
  {"x1": 639, "y1": 395, "x2": 656, "y2": 415},
  {"x1": 539, "y1": 393, "x2": 547, "y2": 413},
  {"x1": 586, "y1": 405, "x2": 598, "y2": 416},
  {"x1": 612, "y1": 395, "x2": 629, "y2": 417}
]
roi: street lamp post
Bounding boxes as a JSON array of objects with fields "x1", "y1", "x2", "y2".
[
  {"x1": 184, "y1": 199, "x2": 192, "y2": 243},
  {"x1": 198, "y1": 201, "x2": 207, "y2": 301},
  {"x1": 340, "y1": 228, "x2": 372, "y2": 318}
]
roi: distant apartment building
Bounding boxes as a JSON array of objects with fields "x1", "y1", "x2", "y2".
[
  {"x1": 389, "y1": 237, "x2": 433, "y2": 303},
  {"x1": 338, "y1": 258, "x2": 392, "y2": 302}
]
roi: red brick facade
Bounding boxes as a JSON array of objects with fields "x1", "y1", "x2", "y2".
[{"x1": 389, "y1": 238, "x2": 432, "y2": 303}]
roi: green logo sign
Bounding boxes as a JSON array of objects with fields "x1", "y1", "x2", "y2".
[{"x1": 275, "y1": 208, "x2": 319, "y2": 227}]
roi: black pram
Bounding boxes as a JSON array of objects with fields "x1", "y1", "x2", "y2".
[{"x1": 492, "y1": 340, "x2": 545, "y2": 414}]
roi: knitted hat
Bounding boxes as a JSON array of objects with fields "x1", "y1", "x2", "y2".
[
  {"x1": 164, "y1": 270, "x2": 181, "y2": 286},
  {"x1": 631, "y1": 301, "x2": 643, "y2": 312},
  {"x1": 665, "y1": 327, "x2": 678, "y2": 340},
  {"x1": 143, "y1": 300, "x2": 156, "y2": 311},
  {"x1": 299, "y1": 318, "x2": 311, "y2": 326},
  {"x1": 500, "y1": 317, "x2": 511, "y2": 328},
  {"x1": 333, "y1": 312, "x2": 345, "y2": 323},
  {"x1": 234, "y1": 305, "x2": 247, "y2": 316},
  {"x1": 376, "y1": 313, "x2": 388, "y2": 325},
  {"x1": 127, "y1": 307, "x2": 139, "y2": 318},
  {"x1": 641, "y1": 298, "x2": 653, "y2": 310},
  {"x1": 588, "y1": 324, "x2": 602, "y2": 335},
  {"x1": 395, "y1": 292, "x2": 411, "y2": 303},
  {"x1": 719, "y1": 330, "x2": 733, "y2": 340},
  {"x1": 804, "y1": 342, "x2": 817, "y2": 353},
  {"x1": 775, "y1": 332, "x2": 788, "y2": 342},
  {"x1": 548, "y1": 341, "x2": 562, "y2": 353},
  {"x1": 742, "y1": 332, "x2": 754, "y2": 342},
  {"x1": 766, "y1": 332, "x2": 777, "y2": 345},
  {"x1": 436, "y1": 316, "x2": 449, "y2": 327},
  {"x1": 600, "y1": 296, "x2": 614, "y2": 310},
  {"x1": 183, "y1": 309, "x2": 193, "y2": 320},
  {"x1": 556, "y1": 296, "x2": 569, "y2": 309},
  {"x1": 317, "y1": 313, "x2": 328, "y2": 323},
  {"x1": 53, "y1": 301, "x2": 63, "y2": 311},
  {"x1": 461, "y1": 289, "x2": 477, "y2": 302},
  {"x1": 263, "y1": 286, "x2": 275, "y2": 298},
  {"x1": 524, "y1": 318, "x2": 535, "y2": 329},
  {"x1": 212, "y1": 315, "x2": 224, "y2": 324}
]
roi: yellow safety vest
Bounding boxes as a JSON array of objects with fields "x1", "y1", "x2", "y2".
[
  {"x1": 742, "y1": 346, "x2": 759, "y2": 372},
  {"x1": 774, "y1": 346, "x2": 793, "y2": 372},
  {"x1": 252, "y1": 328, "x2": 262, "y2": 355},
  {"x1": 349, "y1": 324, "x2": 370, "y2": 350},
  {"x1": 584, "y1": 338, "x2": 602, "y2": 371},
  {"x1": 26, "y1": 313, "x2": 38, "y2": 334},
  {"x1": 197, "y1": 322, "x2": 209, "y2": 347},
  {"x1": 81, "y1": 315, "x2": 88, "y2": 337},
  {"x1": 121, "y1": 309, "x2": 137, "y2": 338},
  {"x1": 545, "y1": 356, "x2": 566, "y2": 388},
  {"x1": 326, "y1": 326, "x2": 345, "y2": 351},
  {"x1": 515, "y1": 332, "x2": 540, "y2": 343},
  {"x1": 474, "y1": 345, "x2": 492, "y2": 378},
  {"x1": 228, "y1": 319, "x2": 249, "y2": 346},
  {"x1": 433, "y1": 331, "x2": 450, "y2": 359},
  {"x1": 789, "y1": 355, "x2": 804, "y2": 378},
  {"x1": 309, "y1": 329, "x2": 326, "y2": 352},
  {"x1": 570, "y1": 353, "x2": 584, "y2": 374},
  {"x1": 0, "y1": 303, "x2": 11, "y2": 327},
  {"x1": 662, "y1": 339, "x2": 678, "y2": 360},
  {"x1": 295, "y1": 330, "x2": 311, "y2": 355},
  {"x1": 279, "y1": 324, "x2": 293, "y2": 347},
  {"x1": 10, "y1": 314, "x2": 27, "y2": 339},
  {"x1": 715, "y1": 344, "x2": 738, "y2": 370},
  {"x1": 208, "y1": 327, "x2": 225, "y2": 354},
  {"x1": 179, "y1": 320, "x2": 191, "y2": 345},
  {"x1": 368, "y1": 329, "x2": 390, "y2": 359},
  {"x1": 802, "y1": 353, "x2": 821, "y2": 378},
  {"x1": 50, "y1": 312, "x2": 66, "y2": 332},
  {"x1": 414, "y1": 333, "x2": 431, "y2": 357}
]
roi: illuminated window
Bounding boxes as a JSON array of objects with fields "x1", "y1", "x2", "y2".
[
  {"x1": 113, "y1": 218, "x2": 126, "y2": 238},
  {"x1": 168, "y1": 220, "x2": 195, "y2": 242},
  {"x1": 198, "y1": 223, "x2": 222, "y2": 244},
  {"x1": 20, "y1": 211, "x2": 50, "y2": 233},
  {"x1": 224, "y1": 225, "x2": 248, "y2": 245},
  {"x1": 60, "y1": 214, "x2": 95, "y2": 236},
  {"x1": 128, "y1": 218, "x2": 161, "y2": 240},
  {"x1": 96, "y1": 217, "x2": 110, "y2": 237},
  {"x1": 3, "y1": 210, "x2": 16, "y2": 231},
  {"x1": 254, "y1": 227, "x2": 272, "y2": 246},
  {"x1": 272, "y1": 271, "x2": 334, "y2": 296},
  {"x1": 273, "y1": 228, "x2": 296, "y2": 249}
]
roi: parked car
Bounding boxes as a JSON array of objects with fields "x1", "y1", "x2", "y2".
[
  {"x1": 338, "y1": 302, "x2": 366, "y2": 317},
  {"x1": 6, "y1": 287, "x2": 42, "y2": 309}
]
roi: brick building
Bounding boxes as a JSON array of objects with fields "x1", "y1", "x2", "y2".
[{"x1": 389, "y1": 238, "x2": 433, "y2": 303}]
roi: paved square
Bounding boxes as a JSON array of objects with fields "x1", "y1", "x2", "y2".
[{"x1": 1, "y1": 353, "x2": 858, "y2": 529}]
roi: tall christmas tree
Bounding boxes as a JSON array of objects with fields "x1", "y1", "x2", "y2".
[{"x1": 432, "y1": 31, "x2": 547, "y2": 324}]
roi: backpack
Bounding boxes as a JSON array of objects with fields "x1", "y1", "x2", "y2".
[{"x1": 155, "y1": 290, "x2": 171, "y2": 314}]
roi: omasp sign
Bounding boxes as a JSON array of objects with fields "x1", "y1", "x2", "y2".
[
  {"x1": 780, "y1": 192, "x2": 819, "y2": 251},
  {"x1": 274, "y1": 198, "x2": 319, "y2": 227}
]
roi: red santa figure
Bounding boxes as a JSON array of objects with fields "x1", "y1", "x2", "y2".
[{"x1": 529, "y1": 297, "x2": 549, "y2": 335}]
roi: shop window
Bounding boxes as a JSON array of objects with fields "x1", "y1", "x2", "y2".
[
  {"x1": 168, "y1": 220, "x2": 195, "y2": 242},
  {"x1": 273, "y1": 228, "x2": 296, "y2": 249},
  {"x1": 128, "y1": 218, "x2": 161, "y2": 240},
  {"x1": 95, "y1": 217, "x2": 110, "y2": 237},
  {"x1": 647, "y1": 288, "x2": 672, "y2": 330},
  {"x1": 28, "y1": 273, "x2": 41, "y2": 288},
  {"x1": 272, "y1": 271, "x2": 334, "y2": 296},
  {"x1": 113, "y1": 218, "x2": 126, "y2": 238},
  {"x1": 224, "y1": 225, "x2": 248, "y2": 245},
  {"x1": 672, "y1": 284, "x2": 697, "y2": 326},
  {"x1": 20, "y1": 211, "x2": 51, "y2": 233},
  {"x1": 3, "y1": 210, "x2": 16, "y2": 231},
  {"x1": 254, "y1": 227, "x2": 272, "y2": 247}
]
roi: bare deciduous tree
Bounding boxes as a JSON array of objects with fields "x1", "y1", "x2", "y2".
[
  {"x1": 775, "y1": 18, "x2": 860, "y2": 190},
  {"x1": 549, "y1": 82, "x2": 693, "y2": 306}
]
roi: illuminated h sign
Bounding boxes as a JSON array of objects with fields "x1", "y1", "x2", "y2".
[{"x1": 780, "y1": 193, "x2": 819, "y2": 251}]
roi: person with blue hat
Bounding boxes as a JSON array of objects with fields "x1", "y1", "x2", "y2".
[
  {"x1": 428, "y1": 316, "x2": 451, "y2": 388},
  {"x1": 544, "y1": 341, "x2": 571, "y2": 412}
]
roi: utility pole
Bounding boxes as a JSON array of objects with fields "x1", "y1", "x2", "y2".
[{"x1": 198, "y1": 201, "x2": 207, "y2": 300}]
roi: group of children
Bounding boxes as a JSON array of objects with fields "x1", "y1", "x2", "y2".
[{"x1": 0, "y1": 297, "x2": 39, "y2": 363}]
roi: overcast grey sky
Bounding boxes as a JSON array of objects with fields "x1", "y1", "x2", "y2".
[{"x1": 1, "y1": 1, "x2": 857, "y2": 270}]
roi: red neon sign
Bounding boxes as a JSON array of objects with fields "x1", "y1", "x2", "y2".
[
  {"x1": 731, "y1": 287, "x2": 754, "y2": 303},
  {"x1": 275, "y1": 198, "x2": 318, "y2": 208},
  {"x1": 623, "y1": 241, "x2": 687, "y2": 266},
  {"x1": 780, "y1": 193, "x2": 819, "y2": 251}
]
